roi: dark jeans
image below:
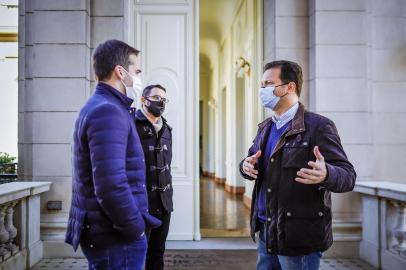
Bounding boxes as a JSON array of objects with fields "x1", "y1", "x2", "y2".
[
  {"x1": 81, "y1": 236, "x2": 147, "y2": 270},
  {"x1": 257, "y1": 227, "x2": 282, "y2": 270},
  {"x1": 257, "y1": 224, "x2": 322, "y2": 270},
  {"x1": 145, "y1": 212, "x2": 171, "y2": 270}
]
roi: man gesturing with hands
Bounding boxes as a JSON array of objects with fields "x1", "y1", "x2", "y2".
[
  {"x1": 240, "y1": 60, "x2": 356, "y2": 270},
  {"x1": 242, "y1": 150, "x2": 262, "y2": 179}
]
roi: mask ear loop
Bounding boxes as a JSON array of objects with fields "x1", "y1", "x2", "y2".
[
  {"x1": 119, "y1": 66, "x2": 133, "y2": 87},
  {"x1": 142, "y1": 96, "x2": 151, "y2": 110},
  {"x1": 274, "y1": 82, "x2": 290, "y2": 98}
]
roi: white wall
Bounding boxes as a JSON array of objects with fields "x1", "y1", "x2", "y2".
[
  {"x1": 0, "y1": 1, "x2": 18, "y2": 158},
  {"x1": 0, "y1": 43, "x2": 18, "y2": 158}
]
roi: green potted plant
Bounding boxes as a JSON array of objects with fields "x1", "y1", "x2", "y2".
[{"x1": 0, "y1": 152, "x2": 17, "y2": 174}]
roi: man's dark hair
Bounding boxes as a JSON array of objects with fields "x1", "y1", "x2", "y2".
[
  {"x1": 142, "y1": 84, "x2": 166, "y2": 97},
  {"x1": 264, "y1": 60, "x2": 303, "y2": 97},
  {"x1": 93, "y1": 39, "x2": 140, "y2": 81}
]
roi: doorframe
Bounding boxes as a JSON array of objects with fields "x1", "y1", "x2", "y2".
[
  {"x1": 193, "y1": 0, "x2": 201, "y2": 241},
  {"x1": 124, "y1": 0, "x2": 201, "y2": 241},
  {"x1": 124, "y1": 0, "x2": 263, "y2": 241}
]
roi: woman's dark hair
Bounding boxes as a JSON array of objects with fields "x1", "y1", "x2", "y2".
[
  {"x1": 264, "y1": 60, "x2": 303, "y2": 97},
  {"x1": 142, "y1": 84, "x2": 166, "y2": 97},
  {"x1": 93, "y1": 39, "x2": 140, "y2": 81}
]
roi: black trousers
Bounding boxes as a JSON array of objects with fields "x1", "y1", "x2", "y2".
[{"x1": 145, "y1": 212, "x2": 171, "y2": 270}]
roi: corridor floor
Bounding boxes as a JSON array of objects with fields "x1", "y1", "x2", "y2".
[{"x1": 199, "y1": 177, "x2": 250, "y2": 237}]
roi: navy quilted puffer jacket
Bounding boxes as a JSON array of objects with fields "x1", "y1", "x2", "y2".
[{"x1": 65, "y1": 82, "x2": 161, "y2": 251}]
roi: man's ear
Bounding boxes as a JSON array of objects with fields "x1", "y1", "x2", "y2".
[
  {"x1": 114, "y1": 66, "x2": 124, "y2": 80},
  {"x1": 288, "y1": 82, "x2": 297, "y2": 94}
]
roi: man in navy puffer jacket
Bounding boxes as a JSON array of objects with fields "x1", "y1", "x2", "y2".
[{"x1": 65, "y1": 39, "x2": 161, "y2": 269}]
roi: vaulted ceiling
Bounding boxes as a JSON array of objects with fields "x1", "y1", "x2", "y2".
[
  {"x1": 200, "y1": 0, "x2": 238, "y2": 42},
  {"x1": 200, "y1": 0, "x2": 240, "y2": 69}
]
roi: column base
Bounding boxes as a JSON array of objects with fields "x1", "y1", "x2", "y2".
[
  {"x1": 243, "y1": 194, "x2": 252, "y2": 209},
  {"x1": 202, "y1": 171, "x2": 215, "y2": 178},
  {"x1": 214, "y1": 177, "x2": 226, "y2": 185},
  {"x1": 224, "y1": 183, "x2": 245, "y2": 195},
  {"x1": 27, "y1": 240, "x2": 43, "y2": 268}
]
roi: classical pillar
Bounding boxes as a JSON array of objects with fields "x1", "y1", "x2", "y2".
[{"x1": 18, "y1": 0, "x2": 91, "y2": 257}]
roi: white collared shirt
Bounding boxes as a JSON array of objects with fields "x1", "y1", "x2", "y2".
[{"x1": 271, "y1": 103, "x2": 299, "y2": 129}]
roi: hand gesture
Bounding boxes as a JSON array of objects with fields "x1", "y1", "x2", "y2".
[
  {"x1": 295, "y1": 146, "x2": 327, "y2": 184},
  {"x1": 242, "y1": 150, "x2": 262, "y2": 179}
]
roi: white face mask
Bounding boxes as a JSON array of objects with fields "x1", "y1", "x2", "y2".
[
  {"x1": 259, "y1": 84, "x2": 289, "y2": 110},
  {"x1": 121, "y1": 68, "x2": 143, "y2": 108},
  {"x1": 259, "y1": 86, "x2": 280, "y2": 110}
]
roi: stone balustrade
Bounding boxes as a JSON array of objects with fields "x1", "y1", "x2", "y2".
[
  {"x1": 0, "y1": 182, "x2": 51, "y2": 270},
  {"x1": 354, "y1": 181, "x2": 406, "y2": 270}
]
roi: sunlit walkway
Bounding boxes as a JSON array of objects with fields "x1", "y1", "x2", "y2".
[{"x1": 200, "y1": 177, "x2": 250, "y2": 237}]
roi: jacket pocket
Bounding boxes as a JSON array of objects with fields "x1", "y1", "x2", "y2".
[
  {"x1": 282, "y1": 141, "x2": 310, "y2": 169},
  {"x1": 284, "y1": 207, "x2": 325, "y2": 248}
]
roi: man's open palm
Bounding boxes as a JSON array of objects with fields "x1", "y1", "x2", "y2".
[{"x1": 295, "y1": 146, "x2": 327, "y2": 184}]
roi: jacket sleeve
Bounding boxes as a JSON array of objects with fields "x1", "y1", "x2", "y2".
[
  {"x1": 239, "y1": 128, "x2": 261, "y2": 181},
  {"x1": 316, "y1": 120, "x2": 357, "y2": 193},
  {"x1": 86, "y1": 104, "x2": 145, "y2": 240}
]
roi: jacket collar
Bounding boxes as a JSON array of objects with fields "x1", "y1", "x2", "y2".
[
  {"x1": 95, "y1": 82, "x2": 134, "y2": 108},
  {"x1": 258, "y1": 102, "x2": 306, "y2": 136},
  {"x1": 286, "y1": 102, "x2": 306, "y2": 136}
]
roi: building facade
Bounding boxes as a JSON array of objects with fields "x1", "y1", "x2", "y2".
[{"x1": 16, "y1": 0, "x2": 406, "y2": 261}]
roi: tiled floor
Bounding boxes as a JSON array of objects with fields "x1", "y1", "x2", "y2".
[
  {"x1": 200, "y1": 177, "x2": 250, "y2": 237},
  {"x1": 32, "y1": 256, "x2": 376, "y2": 270},
  {"x1": 320, "y1": 258, "x2": 376, "y2": 270}
]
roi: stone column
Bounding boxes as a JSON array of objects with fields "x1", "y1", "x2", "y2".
[
  {"x1": 90, "y1": 0, "x2": 125, "y2": 90},
  {"x1": 263, "y1": 0, "x2": 309, "y2": 107},
  {"x1": 308, "y1": 0, "x2": 369, "y2": 256},
  {"x1": 18, "y1": 0, "x2": 91, "y2": 257},
  {"x1": 262, "y1": 0, "x2": 367, "y2": 256},
  {"x1": 369, "y1": 0, "x2": 406, "y2": 183}
]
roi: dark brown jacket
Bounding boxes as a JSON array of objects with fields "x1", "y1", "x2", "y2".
[{"x1": 239, "y1": 102, "x2": 356, "y2": 256}]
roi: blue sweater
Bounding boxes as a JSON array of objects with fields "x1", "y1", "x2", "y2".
[{"x1": 257, "y1": 121, "x2": 290, "y2": 222}]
